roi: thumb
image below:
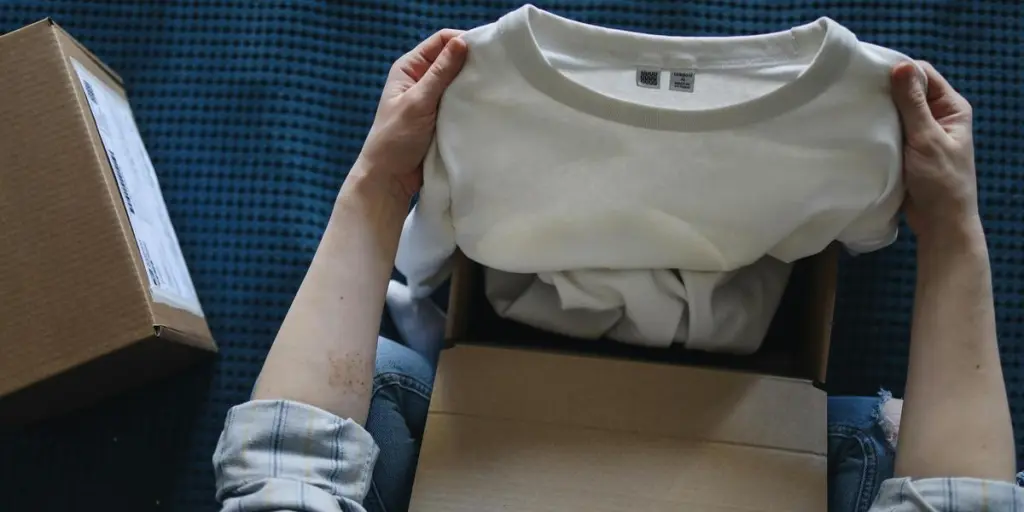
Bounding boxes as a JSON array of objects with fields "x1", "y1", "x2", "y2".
[
  {"x1": 891, "y1": 62, "x2": 939, "y2": 135},
  {"x1": 412, "y1": 38, "x2": 469, "y2": 104}
]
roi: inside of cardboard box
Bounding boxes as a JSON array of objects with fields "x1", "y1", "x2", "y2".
[{"x1": 447, "y1": 248, "x2": 835, "y2": 382}]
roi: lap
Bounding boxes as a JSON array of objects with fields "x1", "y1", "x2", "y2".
[
  {"x1": 363, "y1": 336, "x2": 435, "y2": 512},
  {"x1": 827, "y1": 395, "x2": 896, "y2": 512}
]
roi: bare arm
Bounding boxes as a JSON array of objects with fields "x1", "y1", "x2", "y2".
[
  {"x1": 250, "y1": 170, "x2": 406, "y2": 424},
  {"x1": 250, "y1": 30, "x2": 467, "y2": 424},
  {"x1": 890, "y1": 61, "x2": 1015, "y2": 480}
]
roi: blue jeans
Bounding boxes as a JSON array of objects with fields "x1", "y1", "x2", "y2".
[
  {"x1": 828, "y1": 395, "x2": 896, "y2": 512},
  {"x1": 362, "y1": 337, "x2": 897, "y2": 512},
  {"x1": 363, "y1": 337, "x2": 436, "y2": 512}
]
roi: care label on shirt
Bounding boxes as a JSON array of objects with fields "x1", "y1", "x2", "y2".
[
  {"x1": 668, "y1": 70, "x2": 696, "y2": 92},
  {"x1": 72, "y1": 59, "x2": 206, "y2": 318},
  {"x1": 635, "y1": 67, "x2": 661, "y2": 89}
]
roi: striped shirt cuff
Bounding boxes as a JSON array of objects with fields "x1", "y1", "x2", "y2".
[
  {"x1": 871, "y1": 476, "x2": 1024, "y2": 511},
  {"x1": 213, "y1": 399, "x2": 379, "y2": 512}
]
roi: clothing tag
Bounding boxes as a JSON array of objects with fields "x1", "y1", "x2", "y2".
[
  {"x1": 635, "y1": 67, "x2": 661, "y2": 89},
  {"x1": 668, "y1": 70, "x2": 696, "y2": 92}
]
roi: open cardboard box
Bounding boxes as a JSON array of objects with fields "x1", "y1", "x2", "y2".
[{"x1": 409, "y1": 246, "x2": 838, "y2": 511}]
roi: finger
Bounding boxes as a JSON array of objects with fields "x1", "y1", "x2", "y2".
[
  {"x1": 393, "y1": 29, "x2": 465, "y2": 82},
  {"x1": 916, "y1": 61, "x2": 954, "y2": 103},
  {"x1": 916, "y1": 60, "x2": 972, "y2": 120},
  {"x1": 891, "y1": 61, "x2": 941, "y2": 135},
  {"x1": 411, "y1": 37, "x2": 469, "y2": 104},
  {"x1": 412, "y1": 29, "x2": 464, "y2": 64}
]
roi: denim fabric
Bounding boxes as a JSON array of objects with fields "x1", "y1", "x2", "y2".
[
  {"x1": 363, "y1": 337, "x2": 436, "y2": 512},
  {"x1": 828, "y1": 396, "x2": 896, "y2": 512},
  {"x1": 213, "y1": 400, "x2": 378, "y2": 512}
]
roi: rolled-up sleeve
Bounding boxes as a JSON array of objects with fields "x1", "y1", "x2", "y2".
[
  {"x1": 870, "y1": 477, "x2": 1024, "y2": 511},
  {"x1": 213, "y1": 400, "x2": 379, "y2": 512}
]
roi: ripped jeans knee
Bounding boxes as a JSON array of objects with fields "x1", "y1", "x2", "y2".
[
  {"x1": 827, "y1": 392, "x2": 901, "y2": 512},
  {"x1": 874, "y1": 390, "x2": 903, "y2": 450}
]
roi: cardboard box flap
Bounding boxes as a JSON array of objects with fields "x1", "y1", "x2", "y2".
[
  {"x1": 414, "y1": 345, "x2": 828, "y2": 511},
  {"x1": 805, "y1": 244, "x2": 838, "y2": 384},
  {"x1": 443, "y1": 251, "x2": 473, "y2": 341},
  {"x1": 429, "y1": 345, "x2": 826, "y2": 455},
  {"x1": 413, "y1": 414, "x2": 825, "y2": 512}
]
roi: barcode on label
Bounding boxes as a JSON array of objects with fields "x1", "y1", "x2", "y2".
[
  {"x1": 636, "y1": 67, "x2": 661, "y2": 89},
  {"x1": 138, "y1": 239, "x2": 162, "y2": 288},
  {"x1": 108, "y1": 150, "x2": 135, "y2": 214},
  {"x1": 83, "y1": 80, "x2": 98, "y2": 104}
]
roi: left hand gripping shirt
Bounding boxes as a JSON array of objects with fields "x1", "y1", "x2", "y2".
[{"x1": 397, "y1": 5, "x2": 911, "y2": 299}]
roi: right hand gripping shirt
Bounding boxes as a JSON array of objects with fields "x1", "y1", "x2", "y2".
[{"x1": 397, "y1": 5, "x2": 911, "y2": 300}]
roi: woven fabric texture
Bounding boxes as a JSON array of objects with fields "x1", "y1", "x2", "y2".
[{"x1": 0, "y1": 1, "x2": 1021, "y2": 510}]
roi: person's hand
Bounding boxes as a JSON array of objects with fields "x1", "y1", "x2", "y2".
[
  {"x1": 891, "y1": 61, "x2": 980, "y2": 240},
  {"x1": 354, "y1": 29, "x2": 468, "y2": 200}
]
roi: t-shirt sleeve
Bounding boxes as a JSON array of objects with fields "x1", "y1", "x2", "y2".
[
  {"x1": 836, "y1": 167, "x2": 904, "y2": 254},
  {"x1": 868, "y1": 477, "x2": 1024, "y2": 511},
  {"x1": 395, "y1": 140, "x2": 457, "y2": 298}
]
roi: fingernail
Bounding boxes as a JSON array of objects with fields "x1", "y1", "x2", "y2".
[
  {"x1": 904, "y1": 67, "x2": 921, "y2": 92},
  {"x1": 915, "y1": 70, "x2": 927, "y2": 91},
  {"x1": 909, "y1": 68, "x2": 921, "y2": 87}
]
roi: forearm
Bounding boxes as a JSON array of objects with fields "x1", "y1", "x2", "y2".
[
  {"x1": 896, "y1": 217, "x2": 1015, "y2": 480},
  {"x1": 252, "y1": 164, "x2": 409, "y2": 424}
]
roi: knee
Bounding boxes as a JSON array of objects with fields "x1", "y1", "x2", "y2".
[
  {"x1": 827, "y1": 391, "x2": 903, "y2": 450},
  {"x1": 878, "y1": 395, "x2": 902, "y2": 449}
]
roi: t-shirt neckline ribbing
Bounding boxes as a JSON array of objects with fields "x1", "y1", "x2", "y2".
[{"x1": 498, "y1": 5, "x2": 859, "y2": 132}]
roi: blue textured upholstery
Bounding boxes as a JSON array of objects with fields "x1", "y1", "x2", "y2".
[{"x1": 0, "y1": 2, "x2": 1021, "y2": 510}]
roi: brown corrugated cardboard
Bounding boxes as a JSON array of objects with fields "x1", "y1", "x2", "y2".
[
  {"x1": 0, "y1": 19, "x2": 216, "y2": 425},
  {"x1": 411, "y1": 248, "x2": 838, "y2": 510}
]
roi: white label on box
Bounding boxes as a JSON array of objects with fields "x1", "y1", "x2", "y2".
[{"x1": 72, "y1": 59, "x2": 205, "y2": 318}]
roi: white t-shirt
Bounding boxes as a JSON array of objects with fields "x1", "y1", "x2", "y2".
[
  {"x1": 396, "y1": 5, "x2": 910, "y2": 349},
  {"x1": 485, "y1": 255, "x2": 791, "y2": 353}
]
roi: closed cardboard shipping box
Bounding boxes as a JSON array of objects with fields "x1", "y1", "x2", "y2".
[
  {"x1": 0, "y1": 20, "x2": 216, "y2": 425},
  {"x1": 411, "y1": 247, "x2": 838, "y2": 511}
]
